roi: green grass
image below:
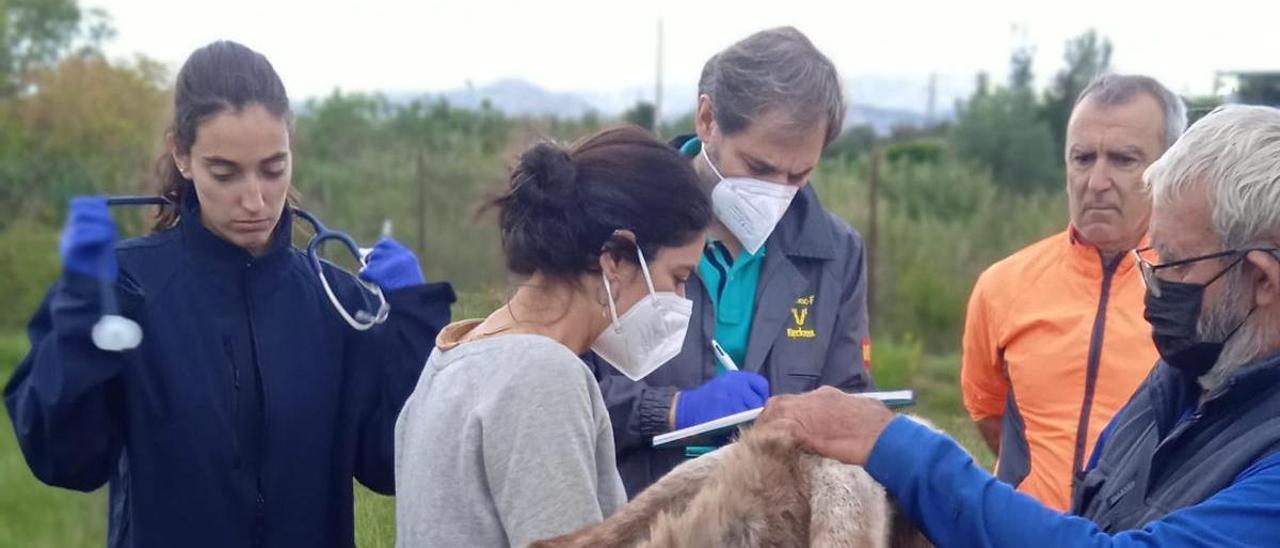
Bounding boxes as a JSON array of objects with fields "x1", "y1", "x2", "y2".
[
  {"x1": 909, "y1": 353, "x2": 996, "y2": 469},
  {"x1": 0, "y1": 331, "x2": 108, "y2": 548},
  {"x1": 870, "y1": 334, "x2": 994, "y2": 468},
  {"x1": 0, "y1": 307, "x2": 992, "y2": 546},
  {"x1": 355, "y1": 486, "x2": 396, "y2": 548}
]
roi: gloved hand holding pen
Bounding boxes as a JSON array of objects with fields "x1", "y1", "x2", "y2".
[{"x1": 672, "y1": 371, "x2": 771, "y2": 430}]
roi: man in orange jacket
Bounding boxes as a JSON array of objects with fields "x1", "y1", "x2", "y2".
[{"x1": 961, "y1": 74, "x2": 1186, "y2": 511}]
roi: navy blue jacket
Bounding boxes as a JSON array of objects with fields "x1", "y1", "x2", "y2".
[
  {"x1": 1073, "y1": 355, "x2": 1280, "y2": 532},
  {"x1": 4, "y1": 198, "x2": 453, "y2": 548}
]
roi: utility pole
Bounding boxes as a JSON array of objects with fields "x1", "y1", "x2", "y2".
[
  {"x1": 926, "y1": 73, "x2": 938, "y2": 127},
  {"x1": 416, "y1": 148, "x2": 427, "y2": 258},
  {"x1": 867, "y1": 147, "x2": 880, "y2": 321},
  {"x1": 655, "y1": 18, "x2": 665, "y2": 133}
]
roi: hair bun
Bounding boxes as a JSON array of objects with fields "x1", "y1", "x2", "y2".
[{"x1": 513, "y1": 142, "x2": 577, "y2": 208}]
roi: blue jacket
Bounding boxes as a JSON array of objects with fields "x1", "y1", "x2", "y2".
[
  {"x1": 4, "y1": 198, "x2": 454, "y2": 548},
  {"x1": 865, "y1": 354, "x2": 1280, "y2": 548}
]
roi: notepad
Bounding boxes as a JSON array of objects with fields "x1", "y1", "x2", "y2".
[{"x1": 652, "y1": 389, "x2": 916, "y2": 448}]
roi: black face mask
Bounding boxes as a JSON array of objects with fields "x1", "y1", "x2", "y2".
[{"x1": 1144, "y1": 279, "x2": 1252, "y2": 378}]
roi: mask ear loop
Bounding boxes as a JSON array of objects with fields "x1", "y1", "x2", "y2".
[
  {"x1": 600, "y1": 269, "x2": 621, "y2": 330},
  {"x1": 701, "y1": 145, "x2": 726, "y2": 181},
  {"x1": 1214, "y1": 254, "x2": 1263, "y2": 345},
  {"x1": 1220, "y1": 305, "x2": 1257, "y2": 344},
  {"x1": 635, "y1": 245, "x2": 657, "y2": 296},
  {"x1": 600, "y1": 231, "x2": 658, "y2": 327},
  {"x1": 1204, "y1": 253, "x2": 1250, "y2": 287},
  {"x1": 601, "y1": 239, "x2": 657, "y2": 331}
]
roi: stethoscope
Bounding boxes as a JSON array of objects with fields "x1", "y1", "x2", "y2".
[
  {"x1": 91, "y1": 196, "x2": 390, "y2": 351},
  {"x1": 291, "y1": 207, "x2": 390, "y2": 331}
]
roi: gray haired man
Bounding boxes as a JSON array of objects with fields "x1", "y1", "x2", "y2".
[
  {"x1": 961, "y1": 74, "x2": 1188, "y2": 510},
  {"x1": 587, "y1": 26, "x2": 874, "y2": 497}
]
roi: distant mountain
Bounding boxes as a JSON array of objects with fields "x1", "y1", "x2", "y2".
[
  {"x1": 386, "y1": 78, "x2": 600, "y2": 119},
  {"x1": 846, "y1": 104, "x2": 931, "y2": 136},
  {"x1": 383, "y1": 74, "x2": 973, "y2": 136},
  {"x1": 845, "y1": 75, "x2": 972, "y2": 121}
]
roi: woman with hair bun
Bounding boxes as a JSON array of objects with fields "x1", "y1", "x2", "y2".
[{"x1": 394, "y1": 125, "x2": 712, "y2": 547}]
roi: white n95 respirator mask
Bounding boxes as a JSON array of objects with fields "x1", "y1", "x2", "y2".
[
  {"x1": 590, "y1": 246, "x2": 693, "y2": 381},
  {"x1": 701, "y1": 145, "x2": 798, "y2": 255}
]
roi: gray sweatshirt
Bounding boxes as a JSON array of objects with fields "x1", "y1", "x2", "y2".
[{"x1": 395, "y1": 321, "x2": 627, "y2": 547}]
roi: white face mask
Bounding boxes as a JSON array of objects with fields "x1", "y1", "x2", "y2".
[
  {"x1": 590, "y1": 246, "x2": 693, "y2": 381},
  {"x1": 701, "y1": 145, "x2": 799, "y2": 255}
]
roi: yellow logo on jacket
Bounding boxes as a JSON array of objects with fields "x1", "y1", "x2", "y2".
[{"x1": 787, "y1": 295, "x2": 816, "y2": 339}]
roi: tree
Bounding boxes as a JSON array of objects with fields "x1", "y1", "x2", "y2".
[
  {"x1": 1, "y1": 0, "x2": 82, "y2": 96},
  {"x1": 1235, "y1": 72, "x2": 1280, "y2": 107},
  {"x1": 1042, "y1": 29, "x2": 1112, "y2": 156},
  {"x1": 824, "y1": 124, "x2": 877, "y2": 160},
  {"x1": 658, "y1": 110, "x2": 696, "y2": 139},
  {"x1": 950, "y1": 43, "x2": 1061, "y2": 193},
  {"x1": 951, "y1": 88, "x2": 1060, "y2": 193},
  {"x1": 1009, "y1": 45, "x2": 1034, "y2": 93},
  {"x1": 1184, "y1": 95, "x2": 1224, "y2": 126},
  {"x1": 973, "y1": 72, "x2": 991, "y2": 98},
  {"x1": 0, "y1": 53, "x2": 168, "y2": 224},
  {"x1": 296, "y1": 91, "x2": 389, "y2": 161},
  {"x1": 622, "y1": 101, "x2": 656, "y2": 132}
]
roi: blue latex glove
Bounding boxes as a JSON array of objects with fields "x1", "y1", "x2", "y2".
[
  {"x1": 675, "y1": 371, "x2": 771, "y2": 430},
  {"x1": 359, "y1": 237, "x2": 425, "y2": 290},
  {"x1": 60, "y1": 196, "x2": 118, "y2": 281}
]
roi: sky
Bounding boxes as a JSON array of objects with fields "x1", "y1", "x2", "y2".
[{"x1": 89, "y1": 0, "x2": 1278, "y2": 105}]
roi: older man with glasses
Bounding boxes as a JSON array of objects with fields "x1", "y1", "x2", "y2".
[{"x1": 760, "y1": 104, "x2": 1280, "y2": 546}]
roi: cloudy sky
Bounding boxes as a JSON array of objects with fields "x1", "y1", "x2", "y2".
[{"x1": 90, "y1": 0, "x2": 1277, "y2": 104}]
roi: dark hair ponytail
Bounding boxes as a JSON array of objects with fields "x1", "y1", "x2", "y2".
[
  {"x1": 152, "y1": 40, "x2": 292, "y2": 231},
  {"x1": 485, "y1": 125, "x2": 711, "y2": 281}
]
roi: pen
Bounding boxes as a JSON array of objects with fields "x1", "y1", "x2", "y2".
[{"x1": 711, "y1": 340, "x2": 740, "y2": 371}]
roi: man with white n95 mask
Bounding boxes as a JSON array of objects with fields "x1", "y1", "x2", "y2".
[{"x1": 584, "y1": 26, "x2": 875, "y2": 498}]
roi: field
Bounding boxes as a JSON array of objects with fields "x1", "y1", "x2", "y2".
[{"x1": 0, "y1": 306, "x2": 993, "y2": 547}]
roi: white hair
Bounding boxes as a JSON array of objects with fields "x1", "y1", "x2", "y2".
[
  {"x1": 1145, "y1": 105, "x2": 1280, "y2": 250},
  {"x1": 1148, "y1": 105, "x2": 1280, "y2": 390}
]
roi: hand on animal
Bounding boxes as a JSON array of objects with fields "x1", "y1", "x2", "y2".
[{"x1": 758, "y1": 386, "x2": 895, "y2": 466}]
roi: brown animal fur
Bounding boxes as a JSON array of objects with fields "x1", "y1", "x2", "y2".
[{"x1": 533, "y1": 425, "x2": 932, "y2": 548}]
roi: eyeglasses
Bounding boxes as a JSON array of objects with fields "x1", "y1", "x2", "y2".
[{"x1": 1132, "y1": 246, "x2": 1279, "y2": 297}]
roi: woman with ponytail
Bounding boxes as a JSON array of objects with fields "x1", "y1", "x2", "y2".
[{"x1": 4, "y1": 41, "x2": 454, "y2": 548}]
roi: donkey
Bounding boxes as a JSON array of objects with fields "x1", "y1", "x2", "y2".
[{"x1": 533, "y1": 423, "x2": 933, "y2": 548}]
